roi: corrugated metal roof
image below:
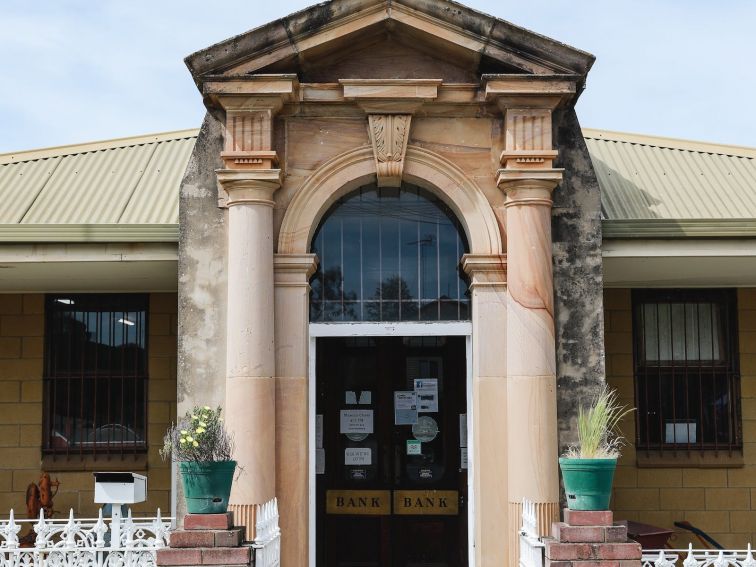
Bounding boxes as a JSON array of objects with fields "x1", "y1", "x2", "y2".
[
  {"x1": 0, "y1": 129, "x2": 198, "y2": 237},
  {"x1": 1, "y1": 126, "x2": 754, "y2": 242},
  {"x1": 584, "y1": 128, "x2": 756, "y2": 221}
]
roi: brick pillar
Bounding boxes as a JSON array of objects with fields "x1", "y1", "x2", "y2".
[
  {"x1": 544, "y1": 510, "x2": 642, "y2": 567},
  {"x1": 157, "y1": 513, "x2": 252, "y2": 567}
]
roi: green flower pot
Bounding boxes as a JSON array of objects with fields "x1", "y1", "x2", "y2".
[
  {"x1": 559, "y1": 457, "x2": 617, "y2": 511},
  {"x1": 180, "y1": 460, "x2": 236, "y2": 514}
]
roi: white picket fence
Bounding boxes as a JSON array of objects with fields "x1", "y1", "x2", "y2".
[
  {"x1": 642, "y1": 545, "x2": 756, "y2": 567},
  {"x1": 0, "y1": 508, "x2": 171, "y2": 567},
  {"x1": 519, "y1": 502, "x2": 755, "y2": 567},
  {"x1": 519, "y1": 499, "x2": 545, "y2": 567},
  {"x1": 252, "y1": 498, "x2": 281, "y2": 567}
]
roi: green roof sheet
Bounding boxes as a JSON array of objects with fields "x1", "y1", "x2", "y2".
[{"x1": 1, "y1": 127, "x2": 754, "y2": 242}]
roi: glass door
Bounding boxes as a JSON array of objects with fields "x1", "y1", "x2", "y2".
[{"x1": 316, "y1": 336, "x2": 468, "y2": 567}]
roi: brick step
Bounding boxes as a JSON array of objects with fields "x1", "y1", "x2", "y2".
[
  {"x1": 563, "y1": 509, "x2": 614, "y2": 527},
  {"x1": 157, "y1": 547, "x2": 251, "y2": 566},
  {"x1": 552, "y1": 522, "x2": 628, "y2": 544},
  {"x1": 547, "y1": 561, "x2": 641, "y2": 567},
  {"x1": 545, "y1": 541, "x2": 642, "y2": 562},
  {"x1": 170, "y1": 528, "x2": 245, "y2": 548},
  {"x1": 184, "y1": 513, "x2": 235, "y2": 531}
]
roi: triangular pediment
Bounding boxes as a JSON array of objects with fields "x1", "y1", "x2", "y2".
[{"x1": 185, "y1": 0, "x2": 594, "y2": 88}]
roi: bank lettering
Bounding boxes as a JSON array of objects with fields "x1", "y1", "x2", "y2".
[
  {"x1": 326, "y1": 490, "x2": 390, "y2": 515},
  {"x1": 393, "y1": 490, "x2": 459, "y2": 516}
]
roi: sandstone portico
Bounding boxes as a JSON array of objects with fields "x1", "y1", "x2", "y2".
[{"x1": 178, "y1": 1, "x2": 603, "y2": 565}]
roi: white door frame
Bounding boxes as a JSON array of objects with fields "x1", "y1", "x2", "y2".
[{"x1": 308, "y1": 321, "x2": 475, "y2": 567}]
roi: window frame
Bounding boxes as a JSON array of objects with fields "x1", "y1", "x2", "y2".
[
  {"x1": 631, "y1": 288, "x2": 742, "y2": 457},
  {"x1": 309, "y1": 183, "x2": 471, "y2": 323},
  {"x1": 42, "y1": 293, "x2": 150, "y2": 457}
]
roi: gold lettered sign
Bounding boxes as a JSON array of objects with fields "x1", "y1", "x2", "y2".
[
  {"x1": 326, "y1": 490, "x2": 391, "y2": 515},
  {"x1": 393, "y1": 490, "x2": 459, "y2": 516}
]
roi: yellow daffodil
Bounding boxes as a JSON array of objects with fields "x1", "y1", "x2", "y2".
[
  {"x1": 186, "y1": 436, "x2": 193, "y2": 442},
  {"x1": 203, "y1": 406, "x2": 210, "y2": 410},
  {"x1": 196, "y1": 427, "x2": 205, "y2": 434},
  {"x1": 192, "y1": 441, "x2": 199, "y2": 447},
  {"x1": 180, "y1": 438, "x2": 187, "y2": 444},
  {"x1": 180, "y1": 430, "x2": 187, "y2": 434}
]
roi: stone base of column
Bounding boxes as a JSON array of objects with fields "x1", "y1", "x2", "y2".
[
  {"x1": 509, "y1": 500, "x2": 560, "y2": 566},
  {"x1": 543, "y1": 510, "x2": 642, "y2": 567},
  {"x1": 228, "y1": 504, "x2": 256, "y2": 542},
  {"x1": 157, "y1": 512, "x2": 252, "y2": 567}
]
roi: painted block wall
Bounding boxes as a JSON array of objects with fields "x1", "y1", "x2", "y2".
[
  {"x1": 0, "y1": 293, "x2": 177, "y2": 518},
  {"x1": 605, "y1": 288, "x2": 756, "y2": 547}
]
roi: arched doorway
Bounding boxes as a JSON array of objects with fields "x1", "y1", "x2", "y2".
[
  {"x1": 311, "y1": 184, "x2": 471, "y2": 567},
  {"x1": 274, "y1": 145, "x2": 507, "y2": 567}
]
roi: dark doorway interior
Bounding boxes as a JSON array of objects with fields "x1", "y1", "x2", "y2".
[{"x1": 316, "y1": 336, "x2": 468, "y2": 567}]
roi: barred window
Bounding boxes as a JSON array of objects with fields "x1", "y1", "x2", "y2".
[
  {"x1": 44, "y1": 294, "x2": 148, "y2": 456},
  {"x1": 632, "y1": 289, "x2": 741, "y2": 453}
]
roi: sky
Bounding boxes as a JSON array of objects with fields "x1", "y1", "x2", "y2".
[{"x1": 2, "y1": 0, "x2": 755, "y2": 153}]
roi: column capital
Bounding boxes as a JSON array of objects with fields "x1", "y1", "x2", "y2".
[
  {"x1": 497, "y1": 169, "x2": 562, "y2": 199},
  {"x1": 216, "y1": 168, "x2": 282, "y2": 208},
  {"x1": 209, "y1": 75, "x2": 298, "y2": 172},
  {"x1": 497, "y1": 174, "x2": 561, "y2": 208},
  {"x1": 461, "y1": 253, "x2": 507, "y2": 289},
  {"x1": 483, "y1": 75, "x2": 578, "y2": 176},
  {"x1": 274, "y1": 253, "x2": 319, "y2": 287}
]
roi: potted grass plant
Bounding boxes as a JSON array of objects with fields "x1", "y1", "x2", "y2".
[
  {"x1": 161, "y1": 405, "x2": 236, "y2": 514},
  {"x1": 559, "y1": 386, "x2": 633, "y2": 511}
]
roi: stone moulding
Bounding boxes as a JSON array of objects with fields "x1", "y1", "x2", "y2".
[
  {"x1": 215, "y1": 169, "x2": 283, "y2": 208},
  {"x1": 461, "y1": 253, "x2": 507, "y2": 288},
  {"x1": 340, "y1": 79, "x2": 442, "y2": 102},
  {"x1": 276, "y1": 145, "x2": 502, "y2": 256}
]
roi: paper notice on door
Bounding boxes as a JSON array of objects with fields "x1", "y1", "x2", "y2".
[
  {"x1": 394, "y1": 391, "x2": 418, "y2": 425},
  {"x1": 459, "y1": 413, "x2": 467, "y2": 448},
  {"x1": 316, "y1": 414, "x2": 324, "y2": 449},
  {"x1": 358, "y1": 391, "x2": 372, "y2": 405},
  {"x1": 406, "y1": 439, "x2": 422, "y2": 455},
  {"x1": 460, "y1": 447, "x2": 468, "y2": 469},
  {"x1": 414, "y1": 378, "x2": 439, "y2": 413},
  {"x1": 340, "y1": 409, "x2": 374, "y2": 434},
  {"x1": 345, "y1": 448, "x2": 372, "y2": 465},
  {"x1": 316, "y1": 448, "x2": 325, "y2": 474}
]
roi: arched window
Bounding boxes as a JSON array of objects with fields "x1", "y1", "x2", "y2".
[{"x1": 310, "y1": 184, "x2": 470, "y2": 322}]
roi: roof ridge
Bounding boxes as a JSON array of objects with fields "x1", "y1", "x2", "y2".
[
  {"x1": 582, "y1": 127, "x2": 756, "y2": 159},
  {"x1": 0, "y1": 128, "x2": 200, "y2": 165}
]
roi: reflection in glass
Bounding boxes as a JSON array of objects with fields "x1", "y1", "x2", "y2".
[
  {"x1": 44, "y1": 294, "x2": 148, "y2": 452},
  {"x1": 310, "y1": 184, "x2": 470, "y2": 322}
]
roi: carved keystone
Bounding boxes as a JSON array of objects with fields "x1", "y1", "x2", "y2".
[
  {"x1": 340, "y1": 79, "x2": 442, "y2": 187},
  {"x1": 367, "y1": 114, "x2": 411, "y2": 187}
]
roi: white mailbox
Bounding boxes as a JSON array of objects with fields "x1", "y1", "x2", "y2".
[{"x1": 94, "y1": 472, "x2": 147, "y2": 504}]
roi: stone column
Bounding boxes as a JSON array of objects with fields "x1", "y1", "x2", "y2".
[
  {"x1": 217, "y1": 168, "x2": 282, "y2": 538},
  {"x1": 485, "y1": 77, "x2": 576, "y2": 565},
  {"x1": 274, "y1": 254, "x2": 318, "y2": 567},
  {"x1": 209, "y1": 78, "x2": 298, "y2": 540},
  {"x1": 462, "y1": 254, "x2": 508, "y2": 567},
  {"x1": 500, "y1": 172, "x2": 562, "y2": 560}
]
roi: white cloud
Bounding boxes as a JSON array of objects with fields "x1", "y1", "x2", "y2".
[{"x1": 1, "y1": 0, "x2": 754, "y2": 152}]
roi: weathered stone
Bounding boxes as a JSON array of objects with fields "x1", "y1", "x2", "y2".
[{"x1": 552, "y1": 108, "x2": 606, "y2": 464}]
